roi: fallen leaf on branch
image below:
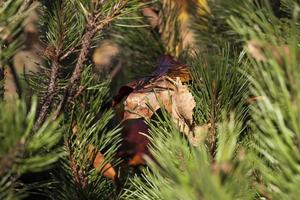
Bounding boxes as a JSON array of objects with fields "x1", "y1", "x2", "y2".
[
  {"x1": 113, "y1": 56, "x2": 205, "y2": 157},
  {"x1": 112, "y1": 55, "x2": 191, "y2": 108},
  {"x1": 111, "y1": 56, "x2": 200, "y2": 166},
  {"x1": 122, "y1": 57, "x2": 195, "y2": 138}
]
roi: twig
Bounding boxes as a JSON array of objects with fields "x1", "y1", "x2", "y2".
[
  {"x1": 66, "y1": 139, "x2": 88, "y2": 189},
  {"x1": 59, "y1": 46, "x2": 76, "y2": 61},
  {"x1": 34, "y1": 59, "x2": 60, "y2": 131}
]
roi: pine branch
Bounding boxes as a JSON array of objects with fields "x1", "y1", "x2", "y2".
[
  {"x1": 190, "y1": 46, "x2": 250, "y2": 157},
  {"x1": 54, "y1": 0, "x2": 131, "y2": 119},
  {"x1": 33, "y1": 0, "x2": 140, "y2": 130},
  {"x1": 0, "y1": 98, "x2": 63, "y2": 199},
  {"x1": 46, "y1": 67, "x2": 122, "y2": 200}
]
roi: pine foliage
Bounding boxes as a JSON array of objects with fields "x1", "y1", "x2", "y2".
[
  {"x1": 1, "y1": 0, "x2": 300, "y2": 200},
  {"x1": 120, "y1": 1, "x2": 300, "y2": 200},
  {"x1": 0, "y1": 97, "x2": 63, "y2": 199},
  {"x1": 48, "y1": 68, "x2": 122, "y2": 200}
]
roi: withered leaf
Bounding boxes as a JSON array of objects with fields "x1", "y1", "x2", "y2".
[
  {"x1": 112, "y1": 55, "x2": 191, "y2": 109},
  {"x1": 114, "y1": 56, "x2": 201, "y2": 166},
  {"x1": 118, "y1": 119, "x2": 150, "y2": 166},
  {"x1": 88, "y1": 145, "x2": 117, "y2": 181},
  {"x1": 120, "y1": 56, "x2": 197, "y2": 141},
  {"x1": 123, "y1": 76, "x2": 196, "y2": 138}
]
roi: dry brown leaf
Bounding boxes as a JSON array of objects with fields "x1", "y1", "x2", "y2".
[
  {"x1": 172, "y1": 77, "x2": 195, "y2": 127},
  {"x1": 113, "y1": 56, "x2": 201, "y2": 165},
  {"x1": 123, "y1": 76, "x2": 196, "y2": 141},
  {"x1": 128, "y1": 154, "x2": 145, "y2": 166},
  {"x1": 116, "y1": 56, "x2": 201, "y2": 147},
  {"x1": 118, "y1": 56, "x2": 190, "y2": 120},
  {"x1": 123, "y1": 76, "x2": 174, "y2": 120},
  {"x1": 118, "y1": 118, "x2": 150, "y2": 166},
  {"x1": 88, "y1": 145, "x2": 117, "y2": 181}
]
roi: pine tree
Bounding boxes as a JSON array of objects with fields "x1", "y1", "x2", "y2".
[{"x1": 1, "y1": 0, "x2": 300, "y2": 200}]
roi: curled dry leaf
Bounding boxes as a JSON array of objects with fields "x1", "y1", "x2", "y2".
[
  {"x1": 123, "y1": 76, "x2": 174, "y2": 120},
  {"x1": 122, "y1": 60, "x2": 196, "y2": 139},
  {"x1": 171, "y1": 77, "x2": 195, "y2": 133},
  {"x1": 112, "y1": 56, "x2": 210, "y2": 166}
]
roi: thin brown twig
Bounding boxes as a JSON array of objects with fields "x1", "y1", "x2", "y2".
[
  {"x1": 54, "y1": 25, "x2": 97, "y2": 120},
  {"x1": 34, "y1": 59, "x2": 60, "y2": 131},
  {"x1": 59, "y1": 46, "x2": 76, "y2": 61},
  {"x1": 66, "y1": 138, "x2": 89, "y2": 189},
  {"x1": 34, "y1": 2, "x2": 64, "y2": 130},
  {"x1": 34, "y1": 1, "x2": 129, "y2": 128}
]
